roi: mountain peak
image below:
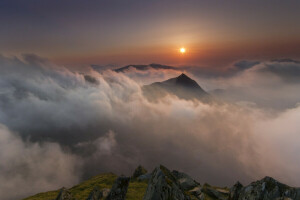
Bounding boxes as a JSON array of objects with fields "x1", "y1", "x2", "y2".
[
  {"x1": 177, "y1": 73, "x2": 190, "y2": 80},
  {"x1": 174, "y1": 73, "x2": 200, "y2": 89},
  {"x1": 142, "y1": 73, "x2": 209, "y2": 101}
]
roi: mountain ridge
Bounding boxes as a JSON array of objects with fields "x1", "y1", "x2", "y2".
[
  {"x1": 23, "y1": 164, "x2": 300, "y2": 200},
  {"x1": 115, "y1": 63, "x2": 176, "y2": 73}
]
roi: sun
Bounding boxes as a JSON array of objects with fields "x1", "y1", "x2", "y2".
[{"x1": 180, "y1": 47, "x2": 186, "y2": 54}]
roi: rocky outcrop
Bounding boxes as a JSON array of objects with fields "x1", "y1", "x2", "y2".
[
  {"x1": 24, "y1": 165, "x2": 300, "y2": 200},
  {"x1": 137, "y1": 173, "x2": 152, "y2": 181},
  {"x1": 237, "y1": 176, "x2": 300, "y2": 200},
  {"x1": 55, "y1": 188, "x2": 76, "y2": 200},
  {"x1": 105, "y1": 176, "x2": 130, "y2": 200},
  {"x1": 172, "y1": 170, "x2": 200, "y2": 191},
  {"x1": 132, "y1": 165, "x2": 148, "y2": 179},
  {"x1": 143, "y1": 165, "x2": 190, "y2": 200},
  {"x1": 200, "y1": 183, "x2": 229, "y2": 200},
  {"x1": 86, "y1": 187, "x2": 110, "y2": 200},
  {"x1": 229, "y1": 182, "x2": 243, "y2": 200}
]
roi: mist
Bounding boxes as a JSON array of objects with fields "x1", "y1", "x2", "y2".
[{"x1": 1, "y1": 55, "x2": 300, "y2": 200}]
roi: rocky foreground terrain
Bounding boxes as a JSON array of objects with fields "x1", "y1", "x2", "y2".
[{"x1": 24, "y1": 165, "x2": 300, "y2": 200}]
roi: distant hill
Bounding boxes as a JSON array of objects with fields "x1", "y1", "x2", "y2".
[
  {"x1": 23, "y1": 164, "x2": 300, "y2": 200},
  {"x1": 142, "y1": 73, "x2": 210, "y2": 102},
  {"x1": 114, "y1": 63, "x2": 176, "y2": 72}
]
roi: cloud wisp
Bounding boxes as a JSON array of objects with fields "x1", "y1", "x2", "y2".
[{"x1": 0, "y1": 55, "x2": 300, "y2": 199}]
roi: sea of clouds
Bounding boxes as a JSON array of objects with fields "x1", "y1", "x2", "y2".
[{"x1": 1, "y1": 54, "x2": 300, "y2": 200}]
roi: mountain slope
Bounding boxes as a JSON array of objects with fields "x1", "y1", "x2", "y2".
[
  {"x1": 142, "y1": 73, "x2": 210, "y2": 101},
  {"x1": 23, "y1": 173, "x2": 118, "y2": 200},
  {"x1": 23, "y1": 165, "x2": 300, "y2": 200}
]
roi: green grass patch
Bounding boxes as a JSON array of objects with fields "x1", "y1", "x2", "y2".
[
  {"x1": 126, "y1": 179, "x2": 148, "y2": 200},
  {"x1": 69, "y1": 173, "x2": 117, "y2": 200},
  {"x1": 22, "y1": 190, "x2": 59, "y2": 200},
  {"x1": 23, "y1": 173, "x2": 117, "y2": 200}
]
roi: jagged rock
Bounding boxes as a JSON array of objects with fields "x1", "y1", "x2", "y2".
[
  {"x1": 22, "y1": 165, "x2": 300, "y2": 200},
  {"x1": 132, "y1": 165, "x2": 148, "y2": 179},
  {"x1": 237, "y1": 176, "x2": 300, "y2": 200},
  {"x1": 105, "y1": 176, "x2": 130, "y2": 200},
  {"x1": 201, "y1": 184, "x2": 228, "y2": 200},
  {"x1": 55, "y1": 188, "x2": 76, "y2": 200},
  {"x1": 101, "y1": 188, "x2": 110, "y2": 198},
  {"x1": 188, "y1": 186, "x2": 202, "y2": 198},
  {"x1": 87, "y1": 187, "x2": 102, "y2": 200},
  {"x1": 143, "y1": 165, "x2": 190, "y2": 200},
  {"x1": 172, "y1": 170, "x2": 200, "y2": 191},
  {"x1": 86, "y1": 186, "x2": 110, "y2": 200},
  {"x1": 229, "y1": 182, "x2": 243, "y2": 200},
  {"x1": 137, "y1": 173, "x2": 152, "y2": 181},
  {"x1": 198, "y1": 193, "x2": 205, "y2": 200}
]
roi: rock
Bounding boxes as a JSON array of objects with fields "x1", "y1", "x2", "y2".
[
  {"x1": 188, "y1": 186, "x2": 202, "y2": 197},
  {"x1": 137, "y1": 173, "x2": 152, "y2": 181},
  {"x1": 172, "y1": 170, "x2": 200, "y2": 191},
  {"x1": 101, "y1": 188, "x2": 110, "y2": 198},
  {"x1": 132, "y1": 165, "x2": 148, "y2": 179},
  {"x1": 87, "y1": 187, "x2": 102, "y2": 200},
  {"x1": 201, "y1": 184, "x2": 228, "y2": 200},
  {"x1": 237, "y1": 176, "x2": 300, "y2": 200},
  {"x1": 86, "y1": 186, "x2": 110, "y2": 200},
  {"x1": 229, "y1": 181, "x2": 243, "y2": 200},
  {"x1": 55, "y1": 188, "x2": 76, "y2": 200},
  {"x1": 143, "y1": 165, "x2": 190, "y2": 200},
  {"x1": 105, "y1": 176, "x2": 130, "y2": 200}
]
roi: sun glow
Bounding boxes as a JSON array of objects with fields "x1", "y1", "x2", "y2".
[{"x1": 180, "y1": 47, "x2": 186, "y2": 54}]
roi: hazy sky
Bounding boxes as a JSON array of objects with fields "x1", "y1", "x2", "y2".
[{"x1": 1, "y1": 0, "x2": 300, "y2": 66}]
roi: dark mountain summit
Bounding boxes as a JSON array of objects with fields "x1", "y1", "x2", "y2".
[
  {"x1": 175, "y1": 73, "x2": 200, "y2": 88},
  {"x1": 143, "y1": 73, "x2": 209, "y2": 101},
  {"x1": 115, "y1": 63, "x2": 176, "y2": 73},
  {"x1": 162, "y1": 73, "x2": 205, "y2": 90}
]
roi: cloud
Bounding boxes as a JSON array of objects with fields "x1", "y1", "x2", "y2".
[
  {"x1": 0, "y1": 124, "x2": 81, "y2": 200},
  {"x1": 257, "y1": 60, "x2": 300, "y2": 83},
  {"x1": 233, "y1": 60, "x2": 260, "y2": 70},
  {"x1": 189, "y1": 60, "x2": 300, "y2": 109},
  {"x1": 253, "y1": 104, "x2": 300, "y2": 185},
  {"x1": 1, "y1": 55, "x2": 300, "y2": 199}
]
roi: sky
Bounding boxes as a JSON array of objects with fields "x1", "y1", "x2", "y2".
[
  {"x1": 1, "y1": 0, "x2": 300, "y2": 67},
  {"x1": 1, "y1": 1, "x2": 300, "y2": 200}
]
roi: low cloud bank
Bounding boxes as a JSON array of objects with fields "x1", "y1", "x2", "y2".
[
  {"x1": 0, "y1": 55, "x2": 300, "y2": 199},
  {"x1": 0, "y1": 124, "x2": 81, "y2": 200}
]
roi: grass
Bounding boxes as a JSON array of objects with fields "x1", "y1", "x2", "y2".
[
  {"x1": 22, "y1": 190, "x2": 60, "y2": 200},
  {"x1": 22, "y1": 173, "x2": 117, "y2": 200},
  {"x1": 126, "y1": 179, "x2": 148, "y2": 200},
  {"x1": 69, "y1": 173, "x2": 117, "y2": 200}
]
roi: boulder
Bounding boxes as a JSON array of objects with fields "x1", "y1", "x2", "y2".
[
  {"x1": 143, "y1": 165, "x2": 190, "y2": 200},
  {"x1": 238, "y1": 176, "x2": 300, "y2": 200},
  {"x1": 201, "y1": 184, "x2": 228, "y2": 200},
  {"x1": 172, "y1": 170, "x2": 200, "y2": 191},
  {"x1": 87, "y1": 187, "x2": 102, "y2": 200},
  {"x1": 86, "y1": 187, "x2": 110, "y2": 200},
  {"x1": 137, "y1": 173, "x2": 152, "y2": 181},
  {"x1": 229, "y1": 182, "x2": 243, "y2": 200},
  {"x1": 188, "y1": 186, "x2": 202, "y2": 198},
  {"x1": 132, "y1": 165, "x2": 148, "y2": 179},
  {"x1": 105, "y1": 176, "x2": 130, "y2": 200},
  {"x1": 55, "y1": 188, "x2": 76, "y2": 200}
]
